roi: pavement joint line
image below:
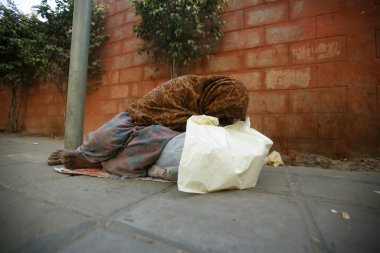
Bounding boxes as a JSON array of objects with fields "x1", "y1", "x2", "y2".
[
  {"x1": 0, "y1": 160, "x2": 31, "y2": 168},
  {"x1": 289, "y1": 172, "x2": 380, "y2": 185},
  {"x1": 296, "y1": 193, "x2": 380, "y2": 212},
  {"x1": 104, "y1": 182, "x2": 177, "y2": 221},
  {"x1": 250, "y1": 188, "x2": 291, "y2": 197},
  {"x1": 0, "y1": 181, "x2": 96, "y2": 219},
  {"x1": 285, "y1": 166, "x2": 332, "y2": 253},
  {"x1": 24, "y1": 221, "x2": 98, "y2": 253},
  {"x1": 105, "y1": 219, "x2": 196, "y2": 253}
]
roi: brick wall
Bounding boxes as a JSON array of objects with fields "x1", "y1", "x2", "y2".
[{"x1": 0, "y1": 0, "x2": 379, "y2": 158}]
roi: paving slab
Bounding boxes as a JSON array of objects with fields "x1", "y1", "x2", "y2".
[
  {"x1": 0, "y1": 133, "x2": 379, "y2": 253},
  {"x1": 0, "y1": 190, "x2": 91, "y2": 253},
  {"x1": 112, "y1": 188, "x2": 310, "y2": 253}
]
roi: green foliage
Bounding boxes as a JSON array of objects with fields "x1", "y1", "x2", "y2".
[
  {"x1": 0, "y1": 0, "x2": 109, "y2": 131},
  {"x1": 132, "y1": 0, "x2": 230, "y2": 77},
  {"x1": 34, "y1": 0, "x2": 109, "y2": 89},
  {"x1": 0, "y1": 0, "x2": 45, "y2": 131}
]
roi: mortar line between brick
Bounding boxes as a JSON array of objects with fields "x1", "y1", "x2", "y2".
[{"x1": 284, "y1": 166, "x2": 332, "y2": 253}]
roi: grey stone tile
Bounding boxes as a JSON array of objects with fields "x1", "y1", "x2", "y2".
[
  {"x1": 254, "y1": 165, "x2": 290, "y2": 195},
  {"x1": 290, "y1": 169, "x2": 380, "y2": 209},
  {"x1": 305, "y1": 199, "x2": 380, "y2": 253},
  {"x1": 57, "y1": 229, "x2": 181, "y2": 253},
  {"x1": 113, "y1": 189, "x2": 311, "y2": 253},
  {"x1": 0, "y1": 190, "x2": 91, "y2": 253}
]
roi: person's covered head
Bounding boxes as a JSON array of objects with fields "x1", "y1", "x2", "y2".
[{"x1": 200, "y1": 76, "x2": 248, "y2": 126}]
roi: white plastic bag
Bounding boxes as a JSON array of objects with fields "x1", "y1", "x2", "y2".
[{"x1": 177, "y1": 115, "x2": 273, "y2": 194}]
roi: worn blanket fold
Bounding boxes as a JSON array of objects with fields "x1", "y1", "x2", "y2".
[{"x1": 126, "y1": 75, "x2": 249, "y2": 131}]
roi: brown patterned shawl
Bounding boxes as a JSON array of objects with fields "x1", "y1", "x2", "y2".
[{"x1": 126, "y1": 75, "x2": 249, "y2": 131}]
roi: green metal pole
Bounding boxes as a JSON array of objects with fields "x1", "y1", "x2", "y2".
[{"x1": 64, "y1": 0, "x2": 92, "y2": 149}]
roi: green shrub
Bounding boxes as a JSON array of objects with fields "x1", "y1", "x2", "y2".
[{"x1": 132, "y1": 0, "x2": 230, "y2": 77}]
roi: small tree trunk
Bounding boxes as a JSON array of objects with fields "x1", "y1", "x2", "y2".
[
  {"x1": 169, "y1": 57, "x2": 177, "y2": 78},
  {"x1": 8, "y1": 83, "x2": 22, "y2": 132}
]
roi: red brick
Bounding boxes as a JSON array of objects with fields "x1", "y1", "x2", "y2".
[
  {"x1": 116, "y1": 0, "x2": 132, "y2": 13},
  {"x1": 117, "y1": 98, "x2": 138, "y2": 112},
  {"x1": 248, "y1": 90, "x2": 288, "y2": 113},
  {"x1": 110, "y1": 85, "x2": 129, "y2": 99},
  {"x1": 247, "y1": 113, "x2": 263, "y2": 132},
  {"x1": 225, "y1": 0, "x2": 264, "y2": 12},
  {"x1": 221, "y1": 27, "x2": 264, "y2": 51},
  {"x1": 143, "y1": 65, "x2": 169, "y2": 80},
  {"x1": 125, "y1": 9, "x2": 141, "y2": 24},
  {"x1": 0, "y1": 88, "x2": 10, "y2": 128},
  {"x1": 317, "y1": 113, "x2": 346, "y2": 140},
  {"x1": 244, "y1": 44, "x2": 288, "y2": 68},
  {"x1": 287, "y1": 138, "x2": 320, "y2": 155},
  {"x1": 345, "y1": 114, "x2": 379, "y2": 155},
  {"x1": 244, "y1": 1, "x2": 288, "y2": 27},
  {"x1": 47, "y1": 104, "x2": 64, "y2": 116},
  {"x1": 105, "y1": 12, "x2": 125, "y2": 30},
  {"x1": 109, "y1": 53, "x2": 133, "y2": 70},
  {"x1": 290, "y1": 36, "x2": 347, "y2": 65},
  {"x1": 27, "y1": 105, "x2": 45, "y2": 117},
  {"x1": 265, "y1": 17, "x2": 316, "y2": 45},
  {"x1": 44, "y1": 93, "x2": 60, "y2": 104},
  {"x1": 140, "y1": 81, "x2": 157, "y2": 97},
  {"x1": 317, "y1": 62, "x2": 350, "y2": 87},
  {"x1": 265, "y1": 65, "x2": 316, "y2": 89},
  {"x1": 376, "y1": 29, "x2": 380, "y2": 58},
  {"x1": 317, "y1": 12, "x2": 347, "y2": 38},
  {"x1": 378, "y1": 85, "x2": 380, "y2": 115},
  {"x1": 108, "y1": 23, "x2": 134, "y2": 42},
  {"x1": 120, "y1": 67, "x2": 143, "y2": 83},
  {"x1": 222, "y1": 11, "x2": 243, "y2": 32},
  {"x1": 206, "y1": 52, "x2": 244, "y2": 73},
  {"x1": 269, "y1": 137, "x2": 288, "y2": 155},
  {"x1": 347, "y1": 84, "x2": 377, "y2": 114},
  {"x1": 99, "y1": 99, "x2": 119, "y2": 114},
  {"x1": 106, "y1": 1, "x2": 117, "y2": 14},
  {"x1": 101, "y1": 70, "x2": 119, "y2": 85},
  {"x1": 132, "y1": 52, "x2": 153, "y2": 66},
  {"x1": 96, "y1": 86, "x2": 111, "y2": 99},
  {"x1": 289, "y1": 0, "x2": 346, "y2": 20},
  {"x1": 99, "y1": 41, "x2": 123, "y2": 58},
  {"x1": 289, "y1": 87, "x2": 347, "y2": 113},
  {"x1": 122, "y1": 37, "x2": 142, "y2": 53},
  {"x1": 25, "y1": 117, "x2": 40, "y2": 129},
  {"x1": 229, "y1": 70, "x2": 264, "y2": 91},
  {"x1": 262, "y1": 114, "x2": 316, "y2": 139},
  {"x1": 128, "y1": 82, "x2": 156, "y2": 98}
]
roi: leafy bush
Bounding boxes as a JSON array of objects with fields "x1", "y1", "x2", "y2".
[
  {"x1": 34, "y1": 0, "x2": 109, "y2": 113},
  {"x1": 132, "y1": 0, "x2": 230, "y2": 77},
  {"x1": 0, "y1": 0, "x2": 109, "y2": 131},
  {"x1": 0, "y1": 0, "x2": 45, "y2": 131}
]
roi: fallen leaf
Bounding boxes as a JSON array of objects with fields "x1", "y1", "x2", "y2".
[{"x1": 341, "y1": 211, "x2": 350, "y2": 220}]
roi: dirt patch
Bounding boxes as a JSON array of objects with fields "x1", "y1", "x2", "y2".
[{"x1": 283, "y1": 151, "x2": 380, "y2": 172}]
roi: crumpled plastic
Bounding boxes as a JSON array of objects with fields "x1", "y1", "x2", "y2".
[
  {"x1": 265, "y1": 151, "x2": 285, "y2": 167},
  {"x1": 178, "y1": 115, "x2": 273, "y2": 194}
]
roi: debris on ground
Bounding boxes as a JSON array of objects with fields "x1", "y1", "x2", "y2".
[
  {"x1": 341, "y1": 211, "x2": 350, "y2": 220},
  {"x1": 54, "y1": 167, "x2": 113, "y2": 178},
  {"x1": 265, "y1": 151, "x2": 285, "y2": 167},
  {"x1": 283, "y1": 151, "x2": 380, "y2": 172}
]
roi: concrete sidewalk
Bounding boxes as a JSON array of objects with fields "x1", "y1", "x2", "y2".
[{"x1": 0, "y1": 133, "x2": 379, "y2": 253}]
